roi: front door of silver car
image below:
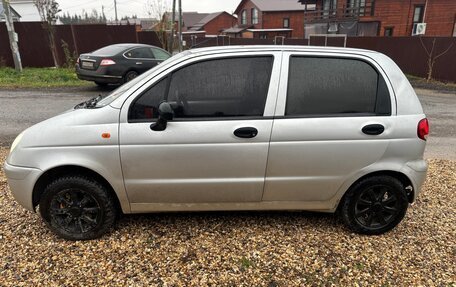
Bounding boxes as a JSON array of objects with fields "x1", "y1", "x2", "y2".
[{"x1": 119, "y1": 53, "x2": 283, "y2": 211}]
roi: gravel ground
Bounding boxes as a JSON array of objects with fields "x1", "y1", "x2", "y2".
[{"x1": 0, "y1": 148, "x2": 455, "y2": 286}]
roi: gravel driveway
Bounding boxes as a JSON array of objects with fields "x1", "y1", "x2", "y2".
[
  {"x1": 0, "y1": 86, "x2": 455, "y2": 285},
  {"x1": 0, "y1": 148, "x2": 455, "y2": 286}
]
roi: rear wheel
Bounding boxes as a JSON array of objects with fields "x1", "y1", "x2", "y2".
[
  {"x1": 124, "y1": 70, "x2": 139, "y2": 83},
  {"x1": 340, "y1": 176, "x2": 408, "y2": 235},
  {"x1": 39, "y1": 176, "x2": 117, "y2": 240}
]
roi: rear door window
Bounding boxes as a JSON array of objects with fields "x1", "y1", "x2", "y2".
[
  {"x1": 286, "y1": 56, "x2": 391, "y2": 116},
  {"x1": 125, "y1": 48, "x2": 155, "y2": 59}
]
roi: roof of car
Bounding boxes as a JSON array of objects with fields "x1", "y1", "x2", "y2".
[
  {"x1": 109, "y1": 43, "x2": 155, "y2": 49},
  {"x1": 187, "y1": 45, "x2": 380, "y2": 56}
]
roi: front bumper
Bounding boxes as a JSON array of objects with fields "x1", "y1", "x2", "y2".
[{"x1": 3, "y1": 162, "x2": 42, "y2": 212}]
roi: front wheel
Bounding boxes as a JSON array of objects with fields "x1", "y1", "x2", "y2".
[
  {"x1": 340, "y1": 176, "x2": 409, "y2": 235},
  {"x1": 39, "y1": 176, "x2": 117, "y2": 240}
]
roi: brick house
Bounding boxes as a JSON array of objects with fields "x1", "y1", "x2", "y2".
[
  {"x1": 187, "y1": 12, "x2": 237, "y2": 36},
  {"x1": 229, "y1": 0, "x2": 317, "y2": 38},
  {"x1": 167, "y1": 11, "x2": 237, "y2": 36},
  {"x1": 303, "y1": 0, "x2": 456, "y2": 37},
  {"x1": 230, "y1": 0, "x2": 456, "y2": 38}
]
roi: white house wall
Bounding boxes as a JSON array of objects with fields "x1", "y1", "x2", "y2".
[{"x1": 10, "y1": 0, "x2": 40, "y2": 22}]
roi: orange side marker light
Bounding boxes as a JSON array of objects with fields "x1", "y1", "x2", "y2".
[{"x1": 102, "y1": 133, "x2": 111, "y2": 139}]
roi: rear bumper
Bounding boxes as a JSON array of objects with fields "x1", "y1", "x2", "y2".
[
  {"x1": 75, "y1": 66, "x2": 123, "y2": 84},
  {"x1": 3, "y1": 162, "x2": 42, "y2": 212},
  {"x1": 402, "y1": 159, "x2": 428, "y2": 202}
]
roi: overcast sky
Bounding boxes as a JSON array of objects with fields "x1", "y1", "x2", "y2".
[{"x1": 58, "y1": 0, "x2": 241, "y2": 19}]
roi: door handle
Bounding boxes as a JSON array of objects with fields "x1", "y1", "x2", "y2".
[
  {"x1": 136, "y1": 62, "x2": 143, "y2": 65},
  {"x1": 362, "y1": 124, "x2": 385, "y2": 135},
  {"x1": 234, "y1": 127, "x2": 258, "y2": 138}
]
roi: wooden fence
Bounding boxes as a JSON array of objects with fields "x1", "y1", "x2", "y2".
[{"x1": 1, "y1": 22, "x2": 455, "y2": 82}]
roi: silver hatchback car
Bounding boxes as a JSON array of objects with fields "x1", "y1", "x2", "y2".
[{"x1": 5, "y1": 46, "x2": 429, "y2": 240}]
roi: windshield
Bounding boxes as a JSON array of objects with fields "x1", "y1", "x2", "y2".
[{"x1": 95, "y1": 52, "x2": 188, "y2": 107}]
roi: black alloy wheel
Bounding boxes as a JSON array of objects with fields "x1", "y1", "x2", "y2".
[
  {"x1": 40, "y1": 176, "x2": 117, "y2": 240},
  {"x1": 353, "y1": 185, "x2": 401, "y2": 229},
  {"x1": 124, "y1": 70, "x2": 139, "y2": 83},
  {"x1": 340, "y1": 176, "x2": 409, "y2": 235},
  {"x1": 49, "y1": 189, "x2": 101, "y2": 234}
]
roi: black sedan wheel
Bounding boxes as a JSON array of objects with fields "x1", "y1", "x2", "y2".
[
  {"x1": 340, "y1": 176, "x2": 408, "y2": 235},
  {"x1": 124, "y1": 70, "x2": 139, "y2": 83},
  {"x1": 40, "y1": 176, "x2": 117, "y2": 240}
]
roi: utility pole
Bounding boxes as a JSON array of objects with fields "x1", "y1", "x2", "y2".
[
  {"x1": 114, "y1": 0, "x2": 118, "y2": 24},
  {"x1": 2, "y1": 0, "x2": 22, "y2": 72},
  {"x1": 168, "y1": 0, "x2": 176, "y2": 53},
  {"x1": 178, "y1": 0, "x2": 182, "y2": 52}
]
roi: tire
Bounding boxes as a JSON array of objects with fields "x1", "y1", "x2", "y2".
[
  {"x1": 39, "y1": 176, "x2": 117, "y2": 240},
  {"x1": 124, "y1": 70, "x2": 139, "y2": 83},
  {"x1": 340, "y1": 175, "x2": 408, "y2": 235},
  {"x1": 95, "y1": 81, "x2": 108, "y2": 87}
]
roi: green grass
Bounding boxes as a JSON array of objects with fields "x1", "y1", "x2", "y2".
[{"x1": 0, "y1": 67, "x2": 91, "y2": 89}]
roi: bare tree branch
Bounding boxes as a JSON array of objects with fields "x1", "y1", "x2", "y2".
[
  {"x1": 434, "y1": 42, "x2": 454, "y2": 60},
  {"x1": 145, "y1": 0, "x2": 172, "y2": 50},
  {"x1": 34, "y1": 0, "x2": 61, "y2": 67},
  {"x1": 419, "y1": 36, "x2": 431, "y2": 57},
  {"x1": 419, "y1": 37, "x2": 454, "y2": 81}
]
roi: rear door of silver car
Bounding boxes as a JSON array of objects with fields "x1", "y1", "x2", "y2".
[{"x1": 263, "y1": 51, "x2": 396, "y2": 203}]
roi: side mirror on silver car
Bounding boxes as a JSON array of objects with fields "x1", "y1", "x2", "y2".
[{"x1": 150, "y1": 102, "x2": 174, "y2": 131}]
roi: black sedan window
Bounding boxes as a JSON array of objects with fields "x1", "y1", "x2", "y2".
[
  {"x1": 152, "y1": 48, "x2": 170, "y2": 60},
  {"x1": 125, "y1": 48, "x2": 155, "y2": 59},
  {"x1": 92, "y1": 45, "x2": 126, "y2": 56}
]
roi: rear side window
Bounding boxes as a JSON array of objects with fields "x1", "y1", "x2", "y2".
[
  {"x1": 167, "y1": 57, "x2": 273, "y2": 118},
  {"x1": 152, "y1": 48, "x2": 170, "y2": 60},
  {"x1": 286, "y1": 57, "x2": 391, "y2": 116},
  {"x1": 92, "y1": 45, "x2": 126, "y2": 56}
]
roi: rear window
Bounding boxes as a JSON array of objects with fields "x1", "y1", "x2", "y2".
[
  {"x1": 92, "y1": 45, "x2": 126, "y2": 56},
  {"x1": 286, "y1": 56, "x2": 391, "y2": 116}
]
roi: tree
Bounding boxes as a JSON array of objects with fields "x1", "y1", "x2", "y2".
[
  {"x1": 58, "y1": 10, "x2": 108, "y2": 24},
  {"x1": 34, "y1": 0, "x2": 61, "y2": 67},
  {"x1": 146, "y1": 0, "x2": 172, "y2": 50},
  {"x1": 2, "y1": 0, "x2": 22, "y2": 72},
  {"x1": 419, "y1": 37, "x2": 454, "y2": 81}
]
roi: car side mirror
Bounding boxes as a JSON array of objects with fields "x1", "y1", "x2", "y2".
[{"x1": 150, "y1": 102, "x2": 174, "y2": 131}]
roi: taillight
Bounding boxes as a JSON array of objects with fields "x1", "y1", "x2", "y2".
[
  {"x1": 100, "y1": 59, "x2": 116, "y2": 66},
  {"x1": 417, "y1": 118, "x2": 429, "y2": 141}
]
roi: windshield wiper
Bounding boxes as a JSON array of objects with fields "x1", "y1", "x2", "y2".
[{"x1": 75, "y1": 95, "x2": 103, "y2": 109}]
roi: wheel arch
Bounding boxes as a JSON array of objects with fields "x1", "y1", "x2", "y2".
[
  {"x1": 33, "y1": 165, "x2": 123, "y2": 213},
  {"x1": 336, "y1": 170, "x2": 414, "y2": 211}
]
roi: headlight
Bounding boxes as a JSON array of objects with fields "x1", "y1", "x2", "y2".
[{"x1": 10, "y1": 132, "x2": 24, "y2": 153}]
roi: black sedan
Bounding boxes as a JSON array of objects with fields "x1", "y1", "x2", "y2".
[{"x1": 76, "y1": 43, "x2": 171, "y2": 86}]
